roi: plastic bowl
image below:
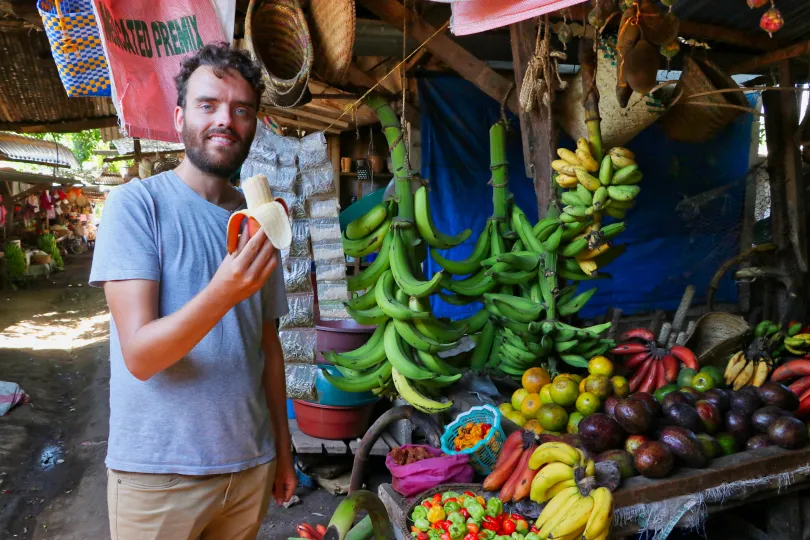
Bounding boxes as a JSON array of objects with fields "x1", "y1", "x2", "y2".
[
  {"x1": 314, "y1": 365, "x2": 379, "y2": 407},
  {"x1": 293, "y1": 400, "x2": 375, "y2": 440}
]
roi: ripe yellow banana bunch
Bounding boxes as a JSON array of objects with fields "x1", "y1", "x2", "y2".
[
  {"x1": 724, "y1": 351, "x2": 772, "y2": 389},
  {"x1": 528, "y1": 443, "x2": 613, "y2": 538}
]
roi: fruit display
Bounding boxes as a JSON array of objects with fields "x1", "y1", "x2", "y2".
[
  {"x1": 408, "y1": 488, "x2": 529, "y2": 539},
  {"x1": 499, "y1": 359, "x2": 628, "y2": 433},
  {"x1": 322, "y1": 97, "x2": 468, "y2": 413},
  {"x1": 719, "y1": 319, "x2": 804, "y2": 390},
  {"x1": 610, "y1": 327, "x2": 699, "y2": 393}
]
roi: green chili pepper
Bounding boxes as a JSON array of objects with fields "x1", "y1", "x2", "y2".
[
  {"x1": 466, "y1": 502, "x2": 486, "y2": 522},
  {"x1": 447, "y1": 511, "x2": 466, "y2": 527},
  {"x1": 485, "y1": 497, "x2": 504, "y2": 517},
  {"x1": 448, "y1": 523, "x2": 466, "y2": 540}
]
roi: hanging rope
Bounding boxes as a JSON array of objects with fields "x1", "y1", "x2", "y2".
[{"x1": 519, "y1": 16, "x2": 567, "y2": 113}]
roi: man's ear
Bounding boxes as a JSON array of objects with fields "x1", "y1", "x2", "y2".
[{"x1": 174, "y1": 105, "x2": 184, "y2": 134}]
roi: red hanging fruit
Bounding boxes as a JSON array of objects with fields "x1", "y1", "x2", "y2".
[
  {"x1": 747, "y1": 0, "x2": 769, "y2": 8},
  {"x1": 760, "y1": 7, "x2": 784, "y2": 36}
]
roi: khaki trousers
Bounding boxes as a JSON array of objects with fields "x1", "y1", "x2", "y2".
[{"x1": 108, "y1": 460, "x2": 276, "y2": 540}]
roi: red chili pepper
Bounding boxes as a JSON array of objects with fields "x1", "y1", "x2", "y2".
[
  {"x1": 459, "y1": 508, "x2": 470, "y2": 520},
  {"x1": 463, "y1": 534, "x2": 478, "y2": 540},
  {"x1": 530, "y1": 526, "x2": 539, "y2": 533},
  {"x1": 418, "y1": 534, "x2": 429, "y2": 540},
  {"x1": 444, "y1": 497, "x2": 458, "y2": 504},
  {"x1": 432, "y1": 523, "x2": 444, "y2": 530},
  {"x1": 500, "y1": 518, "x2": 516, "y2": 535},
  {"x1": 482, "y1": 516, "x2": 500, "y2": 531},
  {"x1": 439, "y1": 520, "x2": 452, "y2": 532},
  {"x1": 433, "y1": 493, "x2": 443, "y2": 502},
  {"x1": 510, "y1": 514, "x2": 524, "y2": 521},
  {"x1": 463, "y1": 491, "x2": 476, "y2": 498},
  {"x1": 440, "y1": 533, "x2": 452, "y2": 540}
]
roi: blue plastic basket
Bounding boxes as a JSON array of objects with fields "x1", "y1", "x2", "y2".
[{"x1": 440, "y1": 405, "x2": 506, "y2": 476}]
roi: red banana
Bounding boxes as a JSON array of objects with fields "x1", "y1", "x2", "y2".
[
  {"x1": 772, "y1": 359, "x2": 810, "y2": 383},
  {"x1": 619, "y1": 328, "x2": 656, "y2": 343},
  {"x1": 788, "y1": 376, "x2": 810, "y2": 397},
  {"x1": 316, "y1": 525, "x2": 327, "y2": 536},
  {"x1": 611, "y1": 342, "x2": 650, "y2": 355},
  {"x1": 512, "y1": 459, "x2": 540, "y2": 502},
  {"x1": 629, "y1": 357, "x2": 655, "y2": 393},
  {"x1": 626, "y1": 352, "x2": 652, "y2": 370},
  {"x1": 500, "y1": 444, "x2": 536, "y2": 502},
  {"x1": 669, "y1": 345, "x2": 698, "y2": 370},
  {"x1": 639, "y1": 359, "x2": 660, "y2": 394},
  {"x1": 494, "y1": 430, "x2": 524, "y2": 469},
  {"x1": 483, "y1": 440, "x2": 524, "y2": 491},
  {"x1": 794, "y1": 395, "x2": 810, "y2": 418},
  {"x1": 801, "y1": 387, "x2": 810, "y2": 402},
  {"x1": 662, "y1": 354, "x2": 679, "y2": 383},
  {"x1": 656, "y1": 357, "x2": 668, "y2": 389}
]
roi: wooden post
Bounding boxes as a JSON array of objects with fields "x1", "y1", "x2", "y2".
[
  {"x1": 1, "y1": 180, "x2": 13, "y2": 239},
  {"x1": 509, "y1": 18, "x2": 555, "y2": 219}
]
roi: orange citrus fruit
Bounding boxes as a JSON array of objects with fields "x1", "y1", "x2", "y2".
[
  {"x1": 539, "y1": 384, "x2": 554, "y2": 405},
  {"x1": 579, "y1": 377, "x2": 589, "y2": 394},
  {"x1": 550, "y1": 377, "x2": 579, "y2": 407},
  {"x1": 520, "y1": 393, "x2": 542, "y2": 419},
  {"x1": 611, "y1": 375, "x2": 630, "y2": 398},
  {"x1": 576, "y1": 391, "x2": 601, "y2": 416},
  {"x1": 537, "y1": 403, "x2": 569, "y2": 432},
  {"x1": 584, "y1": 374, "x2": 613, "y2": 400},
  {"x1": 522, "y1": 367, "x2": 551, "y2": 393},
  {"x1": 524, "y1": 419, "x2": 544, "y2": 435},
  {"x1": 588, "y1": 355, "x2": 615, "y2": 377},
  {"x1": 567, "y1": 411, "x2": 584, "y2": 434},
  {"x1": 511, "y1": 388, "x2": 529, "y2": 411}
]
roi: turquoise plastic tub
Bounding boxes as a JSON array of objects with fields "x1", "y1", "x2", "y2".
[{"x1": 314, "y1": 365, "x2": 379, "y2": 407}]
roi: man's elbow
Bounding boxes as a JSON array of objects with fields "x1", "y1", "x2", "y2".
[{"x1": 123, "y1": 355, "x2": 153, "y2": 381}]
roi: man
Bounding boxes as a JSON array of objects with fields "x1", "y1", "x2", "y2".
[{"x1": 90, "y1": 43, "x2": 296, "y2": 539}]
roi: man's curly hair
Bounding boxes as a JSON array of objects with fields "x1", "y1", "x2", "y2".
[{"x1": 175, "y1": 42, "x2": 264, "y2": 109}]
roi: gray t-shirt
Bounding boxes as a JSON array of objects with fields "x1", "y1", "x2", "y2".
[{"x1": 89, "y1": 171, "x2": 288, "y2": 475}]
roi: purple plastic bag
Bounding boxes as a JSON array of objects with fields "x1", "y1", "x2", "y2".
[{"x1": 385, "y1": 445, "x2": 474, "y2": 497}]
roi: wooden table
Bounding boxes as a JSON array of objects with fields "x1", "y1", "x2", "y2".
[{"x1": 379, "y1": 445, "x2": 810, "y2": 539}]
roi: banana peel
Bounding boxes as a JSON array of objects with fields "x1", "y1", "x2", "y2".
[{"x1": 226, "y1": 175, "x2": 292, "y2": 252}]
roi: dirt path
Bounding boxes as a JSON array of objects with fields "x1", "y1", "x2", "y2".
[{"x1": 0, "y1": 253, "x2": 352, "y2": 539}]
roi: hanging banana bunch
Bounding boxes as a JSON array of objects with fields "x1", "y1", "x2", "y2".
[{"x1": 323, "y1": 96, "x2": 470, "y2": 414}]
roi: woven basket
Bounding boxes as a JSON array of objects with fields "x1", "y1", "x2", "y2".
[
  {"x1": 559, "y1": 36, "x2": 668, "y2": 149},
  {"x1": 246, "y1": 0, "x2": 313, "y2": 108},
  {"x1": 399, "y1": 483, "x2": 487, "y2": 536},
  {"x1": 685, "y1": 312, "x2": 750, "y2": 369},
  {"x1": 307, "y1": 0, "x2": 355, "y2": 85},
  {"x1": 659, "y1": 57, "x2": 748, "y2": 143},
  {"x1": 31, "y1": 253, "x2": 51, "y2": 265}
]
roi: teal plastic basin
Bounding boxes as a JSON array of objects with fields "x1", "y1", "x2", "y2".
[{"x1": 314, "y1": 365, "x2": 379, "y2": 407}]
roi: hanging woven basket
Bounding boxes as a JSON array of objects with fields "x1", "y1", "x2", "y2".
[
  {"x1": 246, "y1": 0, "x2": 313, "y2": 108},
  {"x1": 659, "y1": 57, "x2": 748, "y2": 143},
  {"x1": 307, "y1": 0, "x2": 355, "y2": 85}
]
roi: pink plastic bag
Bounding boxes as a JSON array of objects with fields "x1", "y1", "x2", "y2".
[{"x1": 386, "y1": 445, "x2": 474, "y2": 497}]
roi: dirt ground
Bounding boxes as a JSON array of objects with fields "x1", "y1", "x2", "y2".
[{"x1": 0, "y1": 252, "x2": 370, "y2": 540}]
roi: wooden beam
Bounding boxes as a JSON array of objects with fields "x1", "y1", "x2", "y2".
[
  {"x1": 0, "y1": 116, "x2": 119, "y2": 134},
  {"x1": 510, "y1": 19, "x2": 554, "y2": 218},
  {"x1": 104, "y1": 149, "x2": 184, "y2": 163},
  {"x1": 730, "y1": 40, "x2": 810, "y2": 75},
  {"x1": 262, "y1": 111, "x2": 342, "y2": 134},
  {"x1": 677, "y1": 20, "x2": 779, "y2": 53},
  {"x1": 276, "y1": 107, "x2": 350, "y2": 129},
  {"x1": 358, "y1": 0, "x2": 518, "y2": 113},
  {"x1": 0, "y1": 157, "x2": 70, "y2": 168}
]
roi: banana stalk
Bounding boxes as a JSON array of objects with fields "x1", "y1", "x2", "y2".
[
  {"x1": 325, "y1": 490, "x2": 393, "y2": 540},
  {"x1": 490, "y1": 120, "x2": 509, "y2": 220}
]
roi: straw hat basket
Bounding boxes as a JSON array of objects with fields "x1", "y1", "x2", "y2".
[
  {"x1": 246, "y1": 0, "x2": 313, "y2": 108},
  {"x1": 306, "y1": 0, "x2": 355, "y2": 85},
  {"x1": 685, "y1": 312, "x2": 750, "y2": 369},
  {"x1": 659, "y1": 56, "x2": 748, "y2": 143},
  {"x1": 559, "y1": 36, "x2": 668, "y2": 149}
]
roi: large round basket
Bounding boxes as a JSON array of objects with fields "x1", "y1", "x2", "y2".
[
  {"x1": 559, "y1": 36, "x2": 668, "y2": 149},
  {"x1": 685, "y1": 312, "x2": 750, "y2": 369},
  {"x1": 306, "y1": 0, "x2": 355, "y2": 85},
  {"x1": 246, "y1": 0, "x2": 313, "y2": 108},
  {"x1": 659, "y1": 56, "x2": 749, "y2": 143},
  {"x1": 399, "y1": 483, "x2": 488, "y2": 536}
]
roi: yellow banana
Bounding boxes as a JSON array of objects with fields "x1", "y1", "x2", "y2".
[
  {"x1": 552, "y1": 160, "x2": 580, "y2": 176},
  {"x1": 556, "y1": 173, "x2": 579, "y2": 188},
  {"x1": 545, "y1": 478, "x2": 578, "y2": 499},
  {"x1": 732, "y1": 359, "x2": 755, "y2": 390},
  {"x1": 724, "y1": 352, "x2": 746, "y2": 385},
  {"x1": 577, "y1": 137, "x2": 592, "y2": 154},
  {"x1": 577, "y1": 149, "x2": 600, "y2": 172},
  {"x1": 608, "y1": 146, "x2": 635, "y2": 159},
  {"x1": 584, "y1": 487, "x2": 613, "y2": 540},
  {"x1": 538, "y1": 489, "x2": 583, "y2": 537},
  {"x1": 549, "y1": 495, "x2": 594, "y2": 538},
  {"x1": 610, "y1": 154, "x2": 636, "y2": 169},
  {"x1": 585, "y1": 459, "x2": 595, "y2": 478},
  {"x1": 557, "y1": 148, "x2": 582, "y2": 166},
  {"x1": 577, "y1": 241, "x2": 612, "y2": 261},
  {"x1": 575, "y1": 448, "x2": 589, "y2": 467},
  {"x1": 530, "y1": 462, "x2": 576, "y2": 502},
  {"x1": 577, "y1": 258, "x2": 599, "y2": 277},
  {"x1": 535, "y1": 486, "x2": 581, "y2": 531},
  {"x1": 752, "y1": 360, "x2": 770, "y2": 387},
  {"x1": 528, "y1": 442, "x2": 582, "y2": 470},
  {"x1": 575, "y1": 167, "x2": 602, "y2": 191}
]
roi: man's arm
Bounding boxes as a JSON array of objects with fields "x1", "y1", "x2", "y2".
[
  {"x1": 105, "y1": 229, "x2": 278, "y2": 381},
  {"x1": 262, "y1": 321, "x2": 296, "y2": 503}
]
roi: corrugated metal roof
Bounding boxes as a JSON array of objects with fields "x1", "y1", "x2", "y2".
[
  {"x1": 673, "y1": 0, "x2": 810, "y2": 45},
  {"x1": 0, "y1": 29, "x2": 116, "y2": 129},
  {"x1": 0, "y1": 132, "x2": 78, "y2": 167}
]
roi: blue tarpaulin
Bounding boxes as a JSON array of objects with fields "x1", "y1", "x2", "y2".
[{"x1": 419, "y1": 73, "x2": 752, "y2": 320}]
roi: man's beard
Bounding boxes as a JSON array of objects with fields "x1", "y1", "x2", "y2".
[{"x1": 182, "y1": 125, "x2": 253, "y2": 178}]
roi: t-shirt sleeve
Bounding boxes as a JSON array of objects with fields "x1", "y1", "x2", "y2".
[
  {"x1": 89, "y1": 183, "x2": 160, "y2": 287},
  {"x1": 263, "y1": 263, "x2": 289, "y2": 321}
]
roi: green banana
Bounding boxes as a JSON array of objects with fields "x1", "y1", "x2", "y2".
[
  {"x1": 562, "y1": 191, "x2": 587, "y2": 208},
  {"x1": 383, "y1": 323, "x2": 435, "y2": 380},
  {"x1": 561, "y1": 237, "x2": 589, "y2": 258},
  {"x1": 542, "y1": 226, "x2": 564, "y2": 252},
  {"x1": 343, "y1": 218, "x2": 391, "y2": 258},
  {"x1": 558, "y1": 288, "x2": 597, "y2": 316},
  {"x1": 438, "y1": 291, "x2": 482, "y2": 306},
  {"x1": 375, "y1": 270, "x2": 429, "y2": 321},
  {"x1": 560, "y1": 353, "x2": 589, "y2": 368},
  {"x1": 321, "y1": 361, "x2": 392, "y2": 392},
  {"x1": 455, "y1": 309, "x2": 490, "y2": 333},
  {"x1": 441, "y1": 268, "x2": 497, "y2": 296},
  {"x1": 470, "y1": 322, "x2": 496, "y2": 372},
  {"x1": 414, "y1": 186, "x2": 472, "y2": 249},
  {"x1": 563, "y1": 205, "x2": 589, "y2": 219},
  {"x1": 491, "y1": 269, "x2": 537, "y2": 285},
  {"x1": 390, "y1": 230, "x2": 444, "y2": 298},
  {"x1": 344, "y1": 304, "x2": 389, "y2": 326},
  {"x1": 492, "y1": 316, "x2": 532, "y2": 335},
  {"x1": 558, "y1": 267, "x2": 597, "y2": 281},
  {"x1": 416, "y1": 349, "x2": 460, "y2": 376},
  {"x1": 491, "y1": 297, "x2": 544, "y2": 324},
  {"x1": 490, "y1": 223, "x2": 507, "y2": 256},
  {"x1": 599, "y1": 155, "x2": 614, "y2": 185},
  {"x1": 561, "y1": 221, "x2": 590, "y2": 241},
  {"x1": 576, "y1": 183, "x2": 594, "y2": 206},
  {"x1": 559, "y1": 212, "x2": 578, "y2": 224},
  {"x1": 497, "y1": 251, "x2": 543, "y2": 272},
  {"x1": 513, "y1": 209, "x2": 547, "y2": 254},
  {"x1": 607, "y1": 185, "x2": 640, "y2": 201},
  {"x1": 322, "y1": 321, "x2": 387, "y2": 369},
  {"x1": 612, "y1": 164, "x2": 641, "y2": 185},
  {"x1": 582, "y1": 321, "x2": 613, "y2": 335},
  {"x1": 416, "y1": 373, "x2": 463, "y2": 391},
  {"x1": 430, "y1": 221, "x2": 492, "y2": 274},
  {"x1": 554, "y1": 339, "x2": 579, "y2": 353},
  {"x1": 347, "y1": 231, "x2": 393, "y2": 292},
  {"x1": 345, "y1": 203, "x2": 388, "y2": 240},
  {"x1": 604, "y1": 206, "x2": 627, "y2": 220},
  {"x1": 592, "y1": 186, "x2": 609, "y2": 209},
  {"x1": 393, "y1": 319, "x2": 458, "y2": 354},
  {"x1": 346, "y1": 288, "x2": 379, "y2": 311},
  {"x1": 755, "y1": 320, "x2": 772, "y2": 337},
  {"x1": 411, "y1": 312, "x2": 468, "y2": 342},
  {"x1": 391, "y1": 367, "x2": 452, "y2": 413},
  {"x1": 533, "y1": 217, "x2": 561, "y2": 239},
  {"x1": 600, "y1": 222, "x2": 626, "y2": 240}
]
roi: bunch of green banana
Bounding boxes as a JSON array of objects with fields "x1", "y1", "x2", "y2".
[{"x1": 327, "y1": 97, "x2": 465, "y2": 414}]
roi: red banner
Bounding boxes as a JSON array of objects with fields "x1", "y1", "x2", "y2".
[{"x1": 91, "y1": 0, "x2": 226, "y2": 142}]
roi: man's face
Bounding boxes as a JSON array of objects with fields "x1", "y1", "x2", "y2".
[{"x1": 174, "y1": 65, "x2": 258, "y2": 178}]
